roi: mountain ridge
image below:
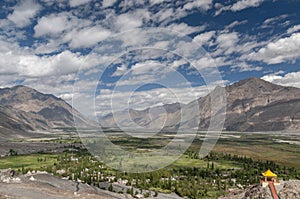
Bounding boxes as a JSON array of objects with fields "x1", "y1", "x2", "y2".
[
  {"x1": 100, "y1": 77, "x2": 300, "y2": 132},
  {"x1": 0, "y1": 85, "x2": 91, "y2": 138}
]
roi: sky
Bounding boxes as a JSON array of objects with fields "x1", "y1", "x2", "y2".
[{"x1": 0, "y1": 0, "x2": 300, "y2": 117}]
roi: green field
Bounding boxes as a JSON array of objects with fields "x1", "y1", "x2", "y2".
[
  {"x1": 3, "y1": 131, "x2": 300, "y2": 170},
  {"x1": 0, "y1": 154, "x2": 58, "y2": 170},
  {"x1": 174, "y1": 155, "x2": 242, "y2": 169},
  {"x1": 212, "y1": 132, "x2": 300, "y2": 169}
]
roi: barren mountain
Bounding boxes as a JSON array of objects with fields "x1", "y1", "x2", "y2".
[
  {"x1": 101, "y1": 77, "x2": 300, "y2": 132},
  {"x1": 0, "y1": 85, "x2": 90, "y2": 137}
]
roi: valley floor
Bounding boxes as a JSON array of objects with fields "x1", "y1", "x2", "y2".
[{"x1": 0, "y1": 130, "x2": 299, "y2": 199}]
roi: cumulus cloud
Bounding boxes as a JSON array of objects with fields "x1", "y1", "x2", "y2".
[
  {"x1": 167, "y1": 23, "x2": 206, "y2": 35},
  {"x1": 34, "y1": 13, "x2": 73, "y2": 37},
  {"x1": 7, "y1": 0, "x2": 41, "y2": 27},
  {"x1": 183, "y1": 0, "x2": 213, "y2": 11},
  {"x1": 263, "y1": 14, "x2": 289, "y2": 26},
  {"x1": 154, "y1": 8, "x2": 175, "y2": 23},
  {"x1": 214, "y1": 32, "x2": 239, "y2": 55},
  {"x1": 149, "y1": 0, "x2": 172, "y2": 6},
  {"x1": 262, "y1": 71, "x2": 300, "y2": 88},
  {"x1": 34, "y1": 12, "x2": 106, "y2": 50},
  {"x1": 0, "y1": 37, "x2": 99, "y2": 78},
  {"x1": 191, "y1": 56, "x2": 226, "y2": 69},
  {"x1": 230, "y1": 0, "x2": 265, "y2": 11},
  {"x1": 34, "y1": 39, "x2": 61, "y2": 54},
  {"x1": 215, "y1": 0, "x2": 265, "y2": 15},
  {"x1": 131, "y1": 60, "x2": 165, "y2": 75},
  {"x1": 69, "y1": 0, "x2": 91, "y2": 7},
  {"x1": 114, "y1": 11, "x2": 146, "y2": 31},
  {"x1": 18, "y1": 51, "x2": 89, "y2": 77},
  {"x1": 95, "y1": 85, "x2": 212, "y2": 116},
  {"x1": 110, "y1": 59, "x2": 176, "y2": 86},
  {"x1": 112, "y1": 64, "x2": 127, "y2": 76},
  {"x1": 287, "y1": 24, "x2": 300, "y2": 34},
  {"x1": 248, "y1": 33, "x2": 300, "y2": 64},
  {"x1": 193, "y1": 31, "x2": 216, "y2": 45},
  {"x1": 102, "y1": 0, "x2": 117, "y2": 8},
  {"x1": 64, "y1": 26, "x2": 111, "y2": 49}
]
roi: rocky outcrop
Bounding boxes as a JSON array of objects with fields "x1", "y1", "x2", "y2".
[
  {"x1": 219, "y1": 180, "x2": 300, "y2": 199},
  {"x1": 0, "y1": 170, "x2": 125, "y2": 199},
  {"x1": 278, "y1": 180, "x2": 300, "y2": 198}
]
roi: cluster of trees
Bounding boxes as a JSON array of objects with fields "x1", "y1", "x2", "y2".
[{"x1": 30, "y1": 150, "x2": 299, "y2": 199}]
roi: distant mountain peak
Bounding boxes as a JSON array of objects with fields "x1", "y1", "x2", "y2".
[
  {"x1": 227, "y1": 77, "x2": 283, "y2": 94},
  {"x1": 233, "y1": 77, "x2": 275, "y2": 86},
  {"x1": 12, "y1": 84, "x2": 29, "y2": 89},
  {"x1": 10, "y1": 85, "x2": 35, "y2": 91},
  {"x1": 0, "y1": 85, "x2": 92, "y2": 136}
]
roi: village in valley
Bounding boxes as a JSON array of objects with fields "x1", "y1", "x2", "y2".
[{"x1": 1, "y1": 135, "x2": 299, "y2": 199}]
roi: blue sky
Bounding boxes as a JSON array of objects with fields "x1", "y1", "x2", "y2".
[{"x1": 0, "y1": 0, "x2": 300, "y2": 116}]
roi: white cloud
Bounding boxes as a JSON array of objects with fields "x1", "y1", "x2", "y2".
[
  {"x1": 58, "y1": 93, "x2": 73, "y2": 101},
  {"x1": 115, "y1": 11, "x2": 145, "y2": 31},
  {"x1": 225, "y1": 20, "x2": 248, "y2": 29},
  {"x1": 34, "y1": 39, "x2": 61, "y2": 54},
  {"x1": 248, "y1": 33, "x2": 300, "y2": 64},
  {"x1": 18, "y1": 50, "x2": 93, "y2": 77},
  {"x1": 287, "y1": 24, "x2": 300, "y2": 34},
  {"x1": 64, "y1": 26, "x2": 111, "y2": 49},
  {"x1": 131, "y1": 60, "x2": 164, "y2": 75},
  {"x1": 34, "y1": 12, "x2": 93, "y2": 38},
  {"x1": 0, "y1": 37, "x2": 100, "y2": 78},
  {"x1": 171, "y1": 59, "x2": 188, "y2": 69},
  {"x1": 34, "y1": 12, "x2": 101, "y2": 50},
  {"x1": 69, "y1": 0, "x2": 91, "y2": 7},
  {"x1": 262, "y1": 71, "x2": 300, "y2": 88},
  {"x1": 95, "y1": 85, "x2": 212, "y2": 115},
  {"x1": 167, "y1": 23, "x2": 206, "y2": 35},
  {"x1": 214, "y1": 32, "x2": 239, "y2": 55},
  {"x1": 191, "y1": 56, "x2": 226, "y2": 69},
  {"x1": 215, "y1": 0, "x2": 265, "y2": 15},
  {"x1": 102, "y1": 0, "x2": 117, "y2": 8},
  {"x1": 149, "y1": 0, "x2": 172, "y2": 6},
  {"x1": 231, "y1": 62, "x2": 263, "y2": 72},
  {"x1": 183, "y1": 0, "x2": 213, "y2": 11},
  {"x1": 112, "y1": 64, "x2": 127, "y2": 76},
  {"x1": 110, "y1": 60, "x2": 174, "y2": 86},
  {"x1": 155, "y1": 8, "x2": 174, "y2": 23},
  {"x1": 263, "y1": 14, "x2": 289, "y2": 26},
  {"x1": 34, "y1": 13, "x2": 73, "y2": 37},
  {"x1": 230, "y1": 0, "x2": 265, "y2": 11},
  {"x1": 119, "y1": 0, "x2": 145, "y2": 11},
  {"x1": 193, "y1": 31, "x2": 216, "y2": 45},
  {"x1": 7, "y1": 0, "x2": 41, "y2": 28}
]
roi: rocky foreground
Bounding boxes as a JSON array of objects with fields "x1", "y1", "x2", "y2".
[
  {"x1": 0, "y1": 169, "x2": 182, "y2": 199},
  {"x1": 219, "y1": 180, "x2": 300, "y2": 199},
  {"x1": 0, "y1": 170, "x2": 122, "y2": 199}
]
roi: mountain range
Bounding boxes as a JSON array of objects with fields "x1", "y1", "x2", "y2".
[
  {"x1": 0, "y1": 85, "x2": 90, "y2": 138},
  {"x1": 1, "y1": 77, "x2": 299, "y2": 137},
  {"x1": 100, "y1": 77, "x2": 300, "y2": 132}
]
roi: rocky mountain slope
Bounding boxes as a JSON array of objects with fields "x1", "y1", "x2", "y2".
[
  {"x1": 100, "y1": 77, "x2": 300, "y2": 132},
  {"x1": 0, "y1": 169, "x2": 183, "y2": 199},
  {"x1": 223, "y1": 77, "x2": 300, "y2": 131},
  {"x1": 218, "y1": 180, "x2": 300, "y2": 199},
  {"x1": 0, "y1": 85, "x2": 90, "y2": 137}
]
